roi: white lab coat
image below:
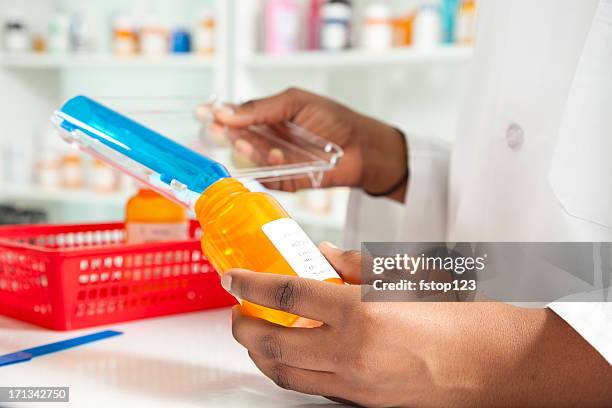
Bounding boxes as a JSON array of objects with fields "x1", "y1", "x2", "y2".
[{"x1": 344, "y1": 0, "x2": 612, "y2": 363}]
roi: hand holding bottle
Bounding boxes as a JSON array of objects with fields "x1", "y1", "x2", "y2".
[{"x1": 223, "y1": 243, "x2": 612, "y2": 407}]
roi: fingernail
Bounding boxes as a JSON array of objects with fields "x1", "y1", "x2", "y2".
[
  {"x1": 206, "y1": 124, "x2": 229, "y2": 148},
  {"x1": 209, "y1": 123, "x2": 226, "y2": 138},
  {"x1": 220, "y1": 273, "x2": 232, "y2": 292},
  {"x1": 268, "y1": 148, "x2": 285, "y2": 165},
  {"x1": 195, "y1": 105, "x2": 213, "y2": 122},
  {"x1": 234, "y1": 139, "x2": 254, "y2": 156},
  {"x1": 215, "y1": 105, "x2": 235, "y2": 117}
]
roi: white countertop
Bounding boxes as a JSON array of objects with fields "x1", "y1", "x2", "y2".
[{"x1": 0, "y1": 308, "x2": 337, "y2": 408}]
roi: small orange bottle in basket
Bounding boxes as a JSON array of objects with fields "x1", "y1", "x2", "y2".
[{"x1": 126, "y1": 188, "x2": 188, "y2": 244}]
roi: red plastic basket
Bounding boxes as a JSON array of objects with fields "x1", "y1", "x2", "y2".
[{"x1": 0, "y1": 221, "x2": 236, "y2": 330}]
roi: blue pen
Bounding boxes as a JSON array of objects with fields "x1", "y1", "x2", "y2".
[{"x1": 0, "y1": 330, "x2": 122, "y2": 367}]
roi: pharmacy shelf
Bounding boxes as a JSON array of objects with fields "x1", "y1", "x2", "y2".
[
  {"x1": 243, "y1": 46, "x2": 474, "y2": 69},
  {"x1": 0, "y1": 53, "x2": 217, "y2": 70},
  {"x1": 0, "y1": 184, "x2": 132, "y2": 206},
  {"x1": 0, "y1": 184, "x2": 348, "y2": 229}
]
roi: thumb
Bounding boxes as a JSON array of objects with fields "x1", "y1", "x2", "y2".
[
  {"x1": 213, "y1": 88, "x2": 309, "y2": 128},
  {"x1": 319, "y1": 242, "x2": 362, "y2": 285}
]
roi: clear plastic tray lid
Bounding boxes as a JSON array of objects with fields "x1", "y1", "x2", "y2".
[{"x1": 51, "y1": 96, "x2": 343, "y2": 209}]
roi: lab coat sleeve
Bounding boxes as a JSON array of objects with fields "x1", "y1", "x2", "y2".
[
  {"x1": 546, "y1": 0, "x2": 612, "y2": 365},
  {"x1": 343, "y1": 133, "x2": 451, "y2": 250},
  {"x1": 548, "y1": 302, "x2": 612, "y2": 364}
]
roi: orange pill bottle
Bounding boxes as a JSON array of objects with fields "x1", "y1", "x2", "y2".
[
  {"x1": 126, "y1": 188, "x2": 189, "y2": 244},
  {"x1": 195, "y1": 178, "x2": 343, "y2": 327}
]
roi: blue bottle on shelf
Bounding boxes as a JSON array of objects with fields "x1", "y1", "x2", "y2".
[
  {"x1": 171, "y1": 29, "x2": 192, "y2": 53},
  {"x1": 440, "y1": 0, "x2": 460, "y2": 44}
]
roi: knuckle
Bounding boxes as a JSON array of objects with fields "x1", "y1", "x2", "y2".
[
  {"x1": 232, "y1": 276, "x2": 250, "y2": 299},
  {"x1": 260, "y1": 333, "x2": 283, "y2": 361},
  {"x1": 270, "y1": 365, "x2": 292, "y2": 390},
  {"x1": 341, "y1": 250, "x2": 362, "y2": 266},
  {"x1": 347, "y1": 346, "x2": 371, "y2": 373},
  {"x1": 359, "y1": 306, "x2": 383, "y2": 338},
  {"x1": 333, "y1": 337, "x2": 365, "y2": 372},
  {"x1": 273, "y1": 279, "x2": 302, "y2": 311},
  {"x1": 346, "y1": 384, "x2": 372, "y2": 405},
  {"x1": 339, "y1": 309, "x2": 377, "y2": 373},
  {"x1": 338, "y1": 303, "x2": 355, "y2": 324},
  {"x1": 240, "y1": 99, "x2": 257, "y2": 109},
  {"x1": 231, "y1": 320, "x2": 240, "y2": 341},
  {"x1": 339, "y1": 291, "x2": 361, "y2": 320},
  {"x1": 358, "y1": 392, "x2": 386, "y2": 408},
  {"x1": 285, "y1": 87, "x2": 303, "y2": 97}
]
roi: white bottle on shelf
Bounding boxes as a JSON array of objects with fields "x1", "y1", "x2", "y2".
[
  {"x1": 113, "y1": 15, "x2": 138, "y2": 55},
  {"x1": 35, "y1": 125, "x2": 68, "y2": 190},
  {"x1": 4, "y1": 139, "x2": 34, "y2": 186},
  {"x1": 361, "y1": 3, "x2": 393, "y2": 51},
  {"x1": 194, "y1": 9, "x2": 215, "y2": 55},
  {"x1": 47, "y1": 12, "x2": 72, "y2": 54},
  {"x1": 455, "y1": 0, "x2": 477, "y2": 45},
  {"x1": 0, "y1": 142, "x2": 7, "y2": 184},
  {"x1": 321, "y1": 1, "x2": 352, "y2": 51},
  {"x1": 412, "y1": 4, "x2": 442, "y2": 49},
  {"x1": 70, "y1": 13, "x2": 92, "y2": 53},
  {"x1": 3, "y1": 11, "x2": 30, "y2": 53},
  {"x1": 140, "y1": 14, "x2": 168, "y2": 56},
  {"x1": 36, "y1": 150, "x2": 62, "y2": 189},
  {"x1": 92, "y1": 160, "x2": 117, "y2": 193}
]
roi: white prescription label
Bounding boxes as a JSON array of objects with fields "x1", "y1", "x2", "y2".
[
  {"x1": 262, "y1": 218, "x2": 341, "y2": 281},
  {"x1": 126, "y1": 222, "x2": 189, "y2": 244}
]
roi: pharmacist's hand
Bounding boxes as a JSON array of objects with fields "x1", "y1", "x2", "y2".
[
  {"x1": 223, "y1": 256, "x2": 612, "y2": 407},
  {"x1": 197, "y1": 88, "x2": 408, "y2": 200}
]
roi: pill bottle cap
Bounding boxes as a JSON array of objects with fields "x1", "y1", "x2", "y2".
[
  {"x1": 54, "y1": 95, "x2": 230, "y2": 210},
  {"x1": 322, "y1": 2, "x2": 352, "y2": 19}
]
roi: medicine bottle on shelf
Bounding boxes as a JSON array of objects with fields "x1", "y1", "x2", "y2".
[
  {"x1": 265, "y1": 0, "x2": 301, "y2": 55},
  {"x1": 92, "y1": 159, "x2": 117, "y2": 193},
  {"x1": 413, "y1": 4, "x2": 442, "y2": 49},
  {"x1": 3, "y1": 12, "x2": 30, "y2": 53},
  {"x1": 392, "y1": 6, "x2": 416, "y2": 47},
  {"x1": 321, "y1": 0, "x2": 352, "y2": 51},
  {"x1": 60, "y1": 153, "x2": 82, "y2": 189},
  {"x1": 140, "y1": 14, "x2": 168, "y2": 56},
  {"x1": 440, "y1": 0, "x2": 460, "y2": 44},
  {"x1": 455, "y1": 0, "x2": 477, "y2": 45},
  {"x1": 47, "y1": 12, "x2": 71, "y2": 54},
  {"x1": 194, "y1": 9, "x2": 215, "y2": 55},
  {"x1": 113, "y1": 15, "x2": 138, "y2": 55},
  {"x1": 171, "y1": 28, "x2": 191, "y2": 53},
  {"x1": 125, "y1": 188, "x2": 188, "y2": 244},
  {"x1": 362, "y1": 3, "x2": 393, "y2": 51},
  {"x1": 307, "y1": 0, "x2": 325, "y2": 50}
]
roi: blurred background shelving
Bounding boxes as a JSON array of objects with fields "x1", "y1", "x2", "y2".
[
  {"x1": 0, "y1": 53, "x2": 217, "y2": 69},
  {"x1": 0, "y1": 184, "x2": 131, "y2": 205},
  {"x1": 0, "y1": 0, "x2": 475, "y2": 243},
  {"x1": 243, "y1": 46, "x2": 473, "y2": 69}
]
